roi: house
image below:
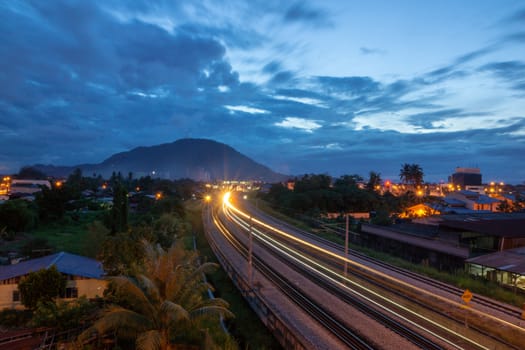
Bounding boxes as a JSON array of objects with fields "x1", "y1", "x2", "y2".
[
  {"x1": 446, "y1": 190, "x2": 500, "y2": 212},
  {"x1": 0, "y1": 252, "x2": 107, "y2": 310},
  {"x1": 399, "y1": 203, "x2": 440, "y2": 218}
]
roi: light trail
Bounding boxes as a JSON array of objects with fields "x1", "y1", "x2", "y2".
[
  {"x1": 222, "y1": 202, "x2": 479, "y2": 350},
  {"x1": 222, "y1": 192, "x2": 525, "y2": 334}
]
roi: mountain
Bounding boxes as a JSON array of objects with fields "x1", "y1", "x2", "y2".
[{"x1": 33, "y1": 139, "x2": 288, "y2": 182}]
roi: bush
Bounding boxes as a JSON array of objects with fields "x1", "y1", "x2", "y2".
[
  {"x1": 0, "y1": 309, "x2": 32, "y2": 328},
  {"x1": 18, "y1": 265, "x2": 67, "y2": 310},
  {"x1": 31, "y1": 297, "x2": 98, "y2": 331},
  {"x1": 20, "y1": 237, "x2": 53, "y2": 258},
  {"x1": 0, "y1": 199, "x2": 37, "y2": 236}
]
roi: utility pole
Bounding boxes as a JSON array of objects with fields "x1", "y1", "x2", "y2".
[
  {"x1": 248, "y1": 216, "x2": 253, "y2": 288},
  {"x1": 344, "y1": 214, "x2": 349, "y2": 279}
]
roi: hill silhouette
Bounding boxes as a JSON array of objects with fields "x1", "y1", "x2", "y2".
[{"x1": 33, "y1": 139, "x2": 287, "y2": 182}]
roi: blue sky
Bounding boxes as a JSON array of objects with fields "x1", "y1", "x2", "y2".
[{"x1": 1, "y1": 0, "x2": 524, "y2": 183}]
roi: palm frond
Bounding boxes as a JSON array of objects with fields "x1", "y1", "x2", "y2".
[
  {"x1": 136, "y1": 274, "x2": 161, "y2": 305},
  {"x1": 109, "y1": 276, "x2": 158, "y2": 318},
  {"x1": 160, "y1": 300, "x2": 190, "y2": 323},
  {"x1": 136, "y1": 329, "x2": 162, "y2": 350},
  {"x1": 86, "y1": 307, "x2": 152, "y2": 339},
  {"x1": 189, "y1": 305, "x2": 235, "y2": 320}
]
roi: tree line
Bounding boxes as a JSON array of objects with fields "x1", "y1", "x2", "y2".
[{"x1": 262, "y1": 171, "x2": 421, "y2": 224}]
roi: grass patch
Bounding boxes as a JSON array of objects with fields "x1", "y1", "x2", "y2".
[
  {"x1": 186, "y1": 202, "x2": 282, "y2": 350},
  {"x1": 30, "y1": 211, "x2": 104, "y2": 255}
]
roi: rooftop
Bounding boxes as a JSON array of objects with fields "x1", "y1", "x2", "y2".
[
  {"x1": 0, "y1": 252, "x2": 104, "y2": 281},
  {"x1": 439, "y1": 215, "x2": 525, "y2": 238},
  {"x1": 466, "y1": 247, "x2": 525, "y2": 274}
]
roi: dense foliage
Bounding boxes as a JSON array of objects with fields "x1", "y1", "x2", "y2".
[
  {"x1": 81, "y1": 241, "x2": 234, "y2": 350},
  {"x1": 18, "y1": 265, "x2": 67, "y2": 310},
  {"x1": 31, "y1": 297, "x2": 98, "y2": 331},
  {"x1": 262, "y1": 173, "x2": 412, "y2": 223},
  {"x1": 2, "y1": 167, "x2": 238, "y2": 349},
  {"x1": 0, "y1": 199, "x2": 37, "y2": 238}
]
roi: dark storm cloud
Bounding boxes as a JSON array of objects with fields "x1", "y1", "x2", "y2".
[
  {"x1": 0, "y1": 1, "x2": 245, "y2": 171},
  {"x1": 1, "y1": 1, "x2": 523, "y2": 183},
  {"x1": 283, "y1": 2, "x2": 332, "y2": 27}
]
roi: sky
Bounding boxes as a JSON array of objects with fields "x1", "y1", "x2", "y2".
[{"x1": 1, "y1": 0, "x2": 524, "y2": 184}]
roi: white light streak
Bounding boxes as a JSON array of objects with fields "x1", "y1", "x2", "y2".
[{"x1": 221, "y1": 194, "x2": 525, "y2": 342}]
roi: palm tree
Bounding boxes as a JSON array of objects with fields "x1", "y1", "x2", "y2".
[
  {"x1": 399, "y1": 163, "x2": 424, "y2": 187},
  {"x1": 399, "y1": 163, "x2": 412, "y2": 185},
  {"x1": 80, "y1": 241, "x2": 234, "y2": 349},
  {"x1": 410, "y1": 164, "x2": 424, "y2": 187},
  {"x1": 366, "y1": 171, "x2": 382, "y2": 192}
]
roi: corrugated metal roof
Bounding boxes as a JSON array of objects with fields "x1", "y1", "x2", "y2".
[
  {"x1": 0, "y1": 252, "x2": 104, "y2": 281},
  {"x1": 443, "y1": 198, "x2": 466, "y2": 206},
  {"x1": 440, "y1": 218, "x2": 525, "y2": 238},
  {"x1": 466, "y1": 247, "x2": 525, "y2": 275},
  {"x1": 475, "y1": 195, "x2": 500, "y2": 205}
]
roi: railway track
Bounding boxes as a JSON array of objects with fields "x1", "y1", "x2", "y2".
[
  {"x1": 213, "y1": 206, "x2": 445, "y2": 350},
  {"x1": 210, "y1": 207, "x2": 374, "y2": 349},
  {"x1": 247, "y1": 203, "x2": 522, "y2": 320},
  {"x1": 223, "y1": 196, "x2": 525, "y2": 349}
]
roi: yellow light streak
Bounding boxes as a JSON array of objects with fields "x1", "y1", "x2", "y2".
[
  {"x1": 222, "y1": 205, "x2": 482, "y2": 349},
  {"x1": 223, "y1": 194, "x2": 525, "y2": 334}
]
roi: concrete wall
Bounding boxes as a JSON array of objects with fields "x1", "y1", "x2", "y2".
[{"x1": 0, "y1": 283, "x2": 22, "y2": 310}]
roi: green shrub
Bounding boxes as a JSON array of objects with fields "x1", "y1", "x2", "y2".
[{"x1": 0, "y1": 309, "x2": 32, "y2": 328}]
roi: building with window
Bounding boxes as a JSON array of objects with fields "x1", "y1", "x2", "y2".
[
  {"x1": 466, "y1": 246, "x2": 525, "y2": 292},
  {"x1": 0, "y1": 252, "x2": 106, "y2": 310},
  {"x1": 449, "y1": 167, "x2": 482, "y2": 189},
  {"x1": 445, "y1": 190, "x2": 500, "y2": 212}
]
